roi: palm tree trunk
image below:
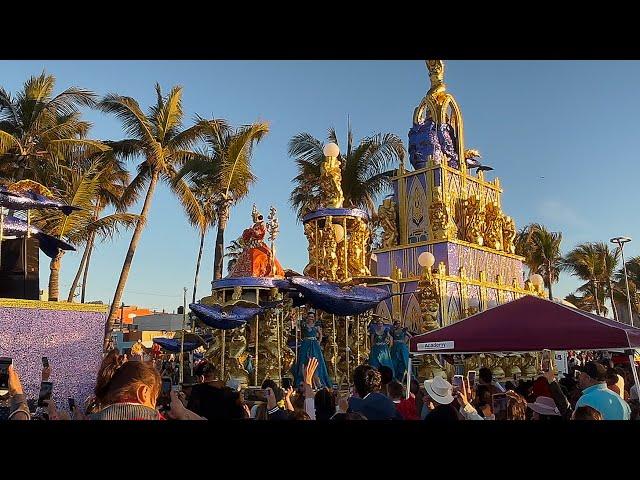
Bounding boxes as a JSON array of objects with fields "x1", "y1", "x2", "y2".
[
  {"x1": 48, "y1": 251, "x2": 65, "y2": 301},
  {"x1": 80, "y1": 232, "x2": 96, "y2": 303},
  {"x1": 214, "y1": 223, "x2": 226, "y2": 281},
  {"x1": 193, "y1": 230, "x2": 205, "y2": 304},
  {"x1": 609, "y1": 279, "x2": 619, "y2": 322},
  {"x1": 546, "y1": 262, "x2": 553, "y2": 300},
  {"x1": 213, "y1": 200, "x2": 231, "y2": 282},
  {"x1": 67, "y1": 244, "x2": 90, "y2": 302},
  {"x1": 104, "y1": 172, "x2": 159, "y2": 351},
  {"x1": 592, "y1": 280, "x2": 602, "y2": 316}
]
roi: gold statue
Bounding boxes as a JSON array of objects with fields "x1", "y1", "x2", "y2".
[
  {"x1": 227, "y1": 327, "x2": 250, "y2": 387},
  {"x1": 417, "y1": 267, "x2": 440, "y2": 331},
  {"x1": 231, "y1": 286, "x2": 243, "y2": 301},
  {"x1": 416, "y1": 354, "x2": 447, "y2": 381},
  {"x1": 257, "y1": 309, "x2": 281, "y2": 383},
  {"x1": 463, "y1": 195, "x2": 484, "y2": 246},
  {"x1": 483, "y1": 202, "x2": 503, "y2": 251},
  {"x1": 378, "y1": 198, "x2": 398, "y2": 248},
  {"x1": 320, "y1": 152, "x2": 344, "y2": 208},
  {"x1": 502, "y1": 215, "x2": 516, "y2": 254},
  {"x1": 348, "y1": 218, "x2": 371, "y2": 276},
  {"x1": 321, "y1": 217, "x2": 338, "y2": 280},
  {"x1": 429, "y1": 187, "x2": 456, "y2": 240}
]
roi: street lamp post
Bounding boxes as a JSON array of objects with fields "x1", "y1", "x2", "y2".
[{"x1": 610, "y1": 236, "x2": 634, "y2": 327}]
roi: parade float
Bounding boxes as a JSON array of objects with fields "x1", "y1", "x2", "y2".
[
  {"x1": 370, "y1": 60, "x2": 546, "y2": 381},
  {"x1": 190, "y1": 143, "x2": 396, "y2": 389},
  {"x1": 189, "y1": 60, "x2": 551, "y2": 388},
  {"x1": 0, "y1": 180, "x2": 105, "y2": 405}
]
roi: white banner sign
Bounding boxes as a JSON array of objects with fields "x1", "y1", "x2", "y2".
[{"x1": 417, "y1": 341, "x2": 455, "y2": 351}]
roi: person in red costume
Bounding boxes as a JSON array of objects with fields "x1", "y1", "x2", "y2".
[{"x1": 229, "y1": 207, "x2": 285, "y2": 278}]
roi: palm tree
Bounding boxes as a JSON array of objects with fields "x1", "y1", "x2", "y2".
[
  {"x1": 224, "y1": 238, "x2": 245, "y2": 274},
  {"x1": 515, "y1": 223, "x2": 562, "y2": 299},
  {"x1": 98, "y1": 84, "x2": 207, "y2": 350},
  {"x1": 562, "y1": 242, "x2": 607, "y2": 315},
  {"x1": 178, "y1": 120, "x2": 270, "y2": 281},
  {"x1": 565, "y1": 291, "x2": 608, "y2": 315},
  {"x1": 289, "y1": 126, "x2": 405, "y2": 220},
  {"x1": 31, "y1": 157, "x2": 137, "y2": 301},
  {"x1": 0, "y1": 73, "x2": 108, "y2": 182},
  {"x1": 185, "y1": 180, "x2": 217, "y2": 303},
  {"x1": 66, "y1": 152, "x2": 132, "y2": 302}
]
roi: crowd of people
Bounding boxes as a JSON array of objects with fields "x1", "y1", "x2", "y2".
[{"x1": 2, "y1": 348, "x2": 639, "y2": 421}]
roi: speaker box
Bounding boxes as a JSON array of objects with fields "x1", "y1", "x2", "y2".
[{"x1": 0, "y1": 237, "x2": 40, "y2": 300}]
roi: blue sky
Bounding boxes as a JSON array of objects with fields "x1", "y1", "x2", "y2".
[{"x1": 1, "y1": 60, "x2": 638, "y2": 313}]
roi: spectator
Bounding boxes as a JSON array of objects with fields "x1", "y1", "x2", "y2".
[
  {"x1": 423, "y1": 376, "x2": 458, "y2": 421},
  {"x1": 527, "y1": 396, "x2": 562, "y2": 420},
  {"x1": 472, "y1": 384, "x2": 493, "y2": 418},
  {"x1": 91, "y1": 349, "x2": 164, "y2": 420},
  {"x1": 187, "y1": 360, "x2": 241, "y2": 419},
  {"x1": 541, "y1": 369, "x2": 572, "y2": 420},
  {"x1": 388, "y1": 380, "x2": 419, "y2": 420},
  {"x1": 576, "y1": 361, "x2": 630, "y2": 420},
  {"x1": 478, "y1": 367, "x2": 504, "y2": 394},
  {"x1": 91, "y1": 349, "x2": 201, "y2": 420},
  {"x1": 314, "y1": 389, "x2": 336, "y2": 420},
  {"x1": 572, "y1": 405, "x2": 603, "y2": 420},
  {"x1": 348, "y1": 364, "x2": 402, "y2": 420},
  {"x1": 378, "y1": 366, "x2": 393, "y2": 396},
  {"x1": 5, "y1": 365, "x2": 30, "y2": 420}
]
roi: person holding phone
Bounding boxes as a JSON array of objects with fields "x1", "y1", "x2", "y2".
[{"x1": 2, "y1": 363, "x2": 30, "y2": 420}]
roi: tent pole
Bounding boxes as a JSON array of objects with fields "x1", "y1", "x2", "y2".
[
  {"x1": 628, "y1": 349, "x2": 640, "y2": 400},
  {"x1": 406, "y1": 354, "x2": 412, "y2": 399}
]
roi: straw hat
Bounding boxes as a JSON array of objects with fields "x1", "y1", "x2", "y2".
[
  {"x1": 527, "y1": 396, "x2": 560, "y2": 416},
  {"x1": 423, "y1": 376, "x2": 455, "y2": 405}
]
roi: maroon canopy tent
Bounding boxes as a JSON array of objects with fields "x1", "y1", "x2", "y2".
[{"x1": 409, "y1": 295, "x2": 640, "y2": 354}]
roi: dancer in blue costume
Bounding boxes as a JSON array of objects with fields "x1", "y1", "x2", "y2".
[
  {"x1": 368, "y1": 318, "x2": 394, "y2": 377},
  {"x1": 293, "y1": 311, "x2": 332, "y2": 388},
  {"x1": 390, "y1": 321, "x2": 411, "y2": 382}
]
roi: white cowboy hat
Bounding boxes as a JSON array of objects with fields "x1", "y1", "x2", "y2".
[
  {"x1": 423, "y1": 376, "x2": 454, "y2": 405},
  {"x1": 526, "y1": 396, "x2": 560, "y2": 416}
]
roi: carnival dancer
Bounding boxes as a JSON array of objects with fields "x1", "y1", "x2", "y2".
[
  {"x1": 390, "y1": 320, "x2": 411, "y2": 382},
  {"x1": 369, "y1": 318, "x2": 395, "y2": 377},
  {"x1": 293, "y1": 311, "x2": 332, "y2": 388}
]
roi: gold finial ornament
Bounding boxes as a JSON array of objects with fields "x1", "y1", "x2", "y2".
[
  {"x1": 251, "y1": 204, "x2": 262, "y2": 223},
  {"x1": 426, "y1": 60, "x2": 446, "y2": 95}
]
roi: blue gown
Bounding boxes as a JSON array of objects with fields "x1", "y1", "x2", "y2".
[
  {"x1": 293, "y1": 324, "x2": 333, "y2": 388},
  {"x1": 390, "y1": 328, "x2": 410, "y2": 382},
  {"x1": 369, "y1": 329, "x2": 395, "y2": 376}
]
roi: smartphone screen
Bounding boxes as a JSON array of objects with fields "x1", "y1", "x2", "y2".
[
  {"x1": 68, "y1": 398, "x2": 75, "y2": 411},
  {"x1": 467, "y1": 370, "x2": 476, "y2": 388},
  {"x1": 38, "y1": 381, "x2": 53, "y2": 407},
  {"x1": 492, "y1": 393, "x2": 508, "y2": 420},
  {"x1": 42, "y1": 357, "x2": 49, "y2": 369},
  {"x1": 452, "y1": 375, "x2": 464, "y2": 390},
  {"x1": 161, "y1": 378, "x2": 172, "y2": 395},
  {"x1": 282, "y1": 378, "x2": 292, "y2": 390},
  {"x1": 0, "y1": 357, "x2": 12, "y2": 395}
]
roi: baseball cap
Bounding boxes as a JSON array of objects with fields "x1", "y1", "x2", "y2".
[{"x1": 577, "y1": 361, "x2": 607, "y2": 381}]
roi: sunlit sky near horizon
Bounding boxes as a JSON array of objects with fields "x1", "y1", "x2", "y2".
[{"x1": 1, "y1": 60, "x2": 638, "y2": 313}]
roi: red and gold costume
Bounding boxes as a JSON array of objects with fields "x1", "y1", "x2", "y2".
[{"x1": 228, "y1": 218, "x2": 284, "y2": 278}]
